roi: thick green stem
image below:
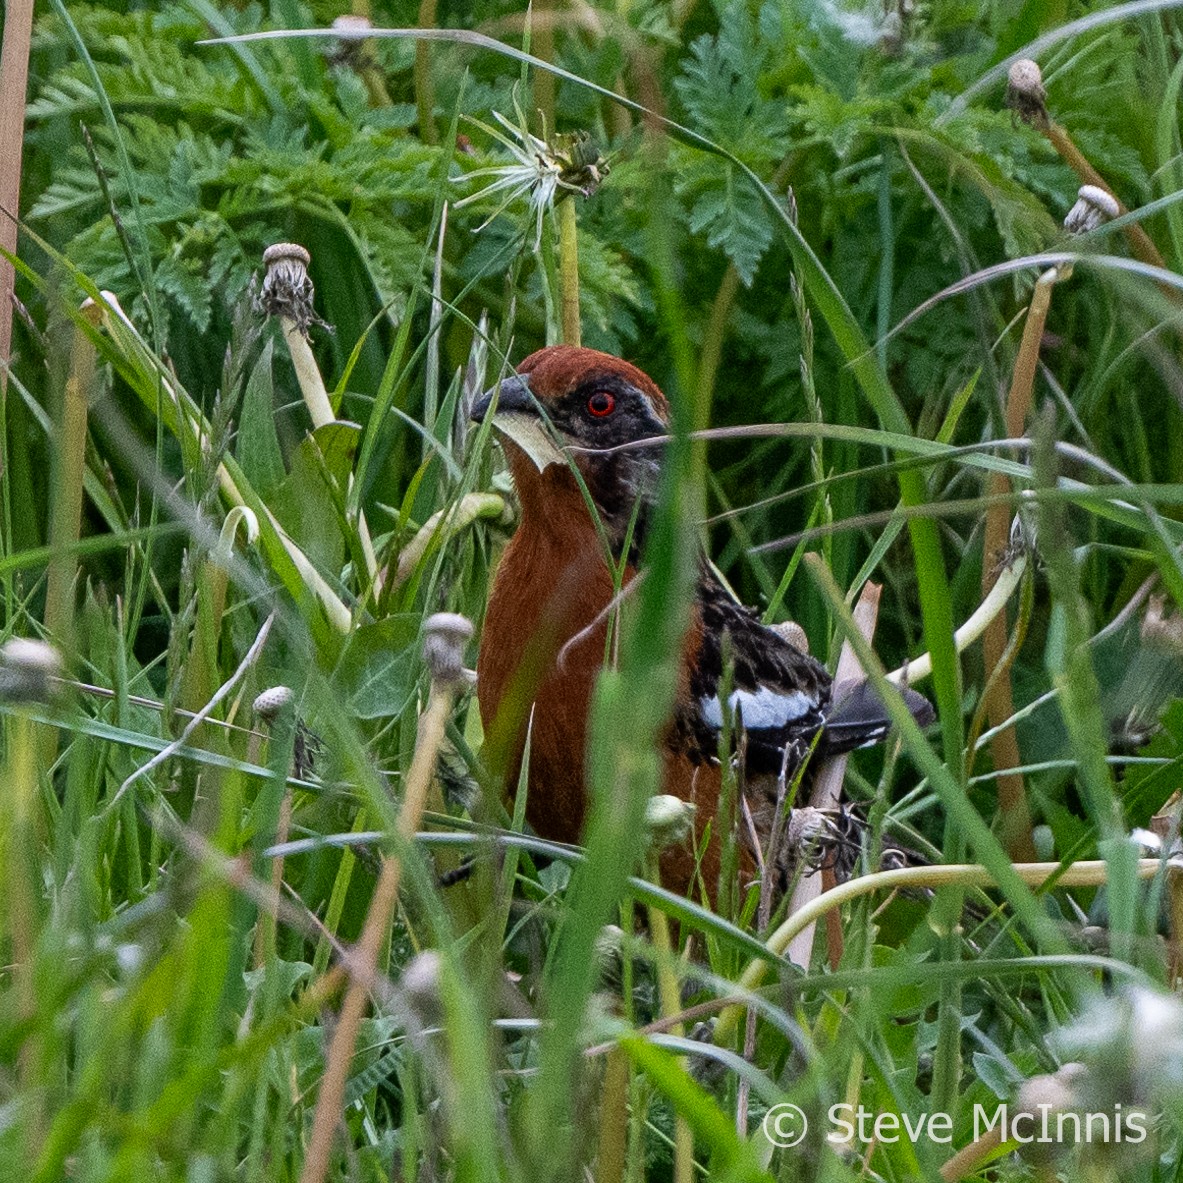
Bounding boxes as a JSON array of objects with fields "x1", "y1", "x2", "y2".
[
  {"x1": 413, "y1": 0, "x2": 439, "y2": 144},
  {"x1": 45, "y1": 303, "x2": 100, "y2": 654},
  {"x1": 558, "y1": 197, "x2": 582, "y2": 347}
]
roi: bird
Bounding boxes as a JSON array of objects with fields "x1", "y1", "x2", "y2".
[{"x1": 471, "y1": 345, "x2": 934, "y2": 904}]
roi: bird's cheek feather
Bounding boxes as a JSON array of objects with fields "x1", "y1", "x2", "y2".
[{"x1": 493, "y1": 411, "x2": 566, "y2": 472}]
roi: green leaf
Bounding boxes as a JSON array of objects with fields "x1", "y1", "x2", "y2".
[
  {"x1": 236, "y1": 340, "x2": 286, "y2": 496},
  {"x1": 333, "y1": 615, "x2": 421, "y2": 719}
]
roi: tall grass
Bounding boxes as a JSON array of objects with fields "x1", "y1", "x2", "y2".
[{"x1": 4, "y1": 2, "x2": 1183, "y2": 1181}]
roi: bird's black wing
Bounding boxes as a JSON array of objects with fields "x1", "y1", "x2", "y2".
[
  {"x1": 678, "y1": 569, "x2": 833, "y2": 773},
  {"x1": 677, "y1": 566, "x2": 934, "y2": 773}
]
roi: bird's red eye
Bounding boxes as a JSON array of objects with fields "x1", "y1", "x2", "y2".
[{"x1": 587, "y1": 391, "x2": 616, "y2": 417}]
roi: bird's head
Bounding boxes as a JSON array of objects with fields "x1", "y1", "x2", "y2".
[{"x1": 471, "y1": 346, "x2": 671, "y2": 549}]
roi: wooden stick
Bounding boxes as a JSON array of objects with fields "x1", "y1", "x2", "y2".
[{"x1": 785, "y1": 582, "x2": 881, "y2": 969}]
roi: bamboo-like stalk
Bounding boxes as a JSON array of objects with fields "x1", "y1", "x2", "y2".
[
  {"x1": 299, "y1": 615, "x2": 471, "y2": 1183},
  {"x1": 785, "y1": 583, "x2": 880, "y2": 970},
  {"x1": 0, "y1": 0, "x2": 35, "y2": 370},
  {"x1": 413, "y1": 0, "x2": 439, "y2": 143},
  {"x1": 558, "y1": 197, "x2": 582, "y2": 347},
  {"x1": 980, "y1": 268, "x2": 1062, "y2": 861},
  {"x1": 44, "y1": 300, "x2": 102, "y2": 653}
]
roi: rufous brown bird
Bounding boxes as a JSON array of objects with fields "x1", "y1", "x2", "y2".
[{"x1": 472, "y1": 345, "x2": 933, "y2": 903}]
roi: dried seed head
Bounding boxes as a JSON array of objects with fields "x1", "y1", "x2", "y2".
[
  {"x1": 399, "y1": 950, "x2": 445, "y2": 1037},
  {"x1": 328, "y1": 14, "x2": 373, "y2": 67},
  {"x1": 1056, "y1": 986, "x2": 1183, "y2": 1112},
  {"x1": 257, "y1": 243, "x2": 322, "y2": 336},
  {"x1": 553, "y1": 130, "x2": 609, "y2": 198},
  {"x1": 1141, "y1": 594, "x2": 1183, "y2": 653},
  {"x1": 1065, "y1": 184, "x2": 1120, "y2": 235},
  {"x1": 1017, "y1": 1062, "x2": 1087, "y2": 1117},
  {"x1": 422, "y1": 613, "x2": 474, "y2": 685},
  {"x1": 593, "y1": 923, "x2": 625, "y2": 968},
  {"x1": 253, "y1": 685, "x2": 295, "y2": 723},
  {"x1": 644, "y1": 794, "x2": 696, "y2": 849},
  {"x1": 331, "y1": 13, "x2": 371, "y2": 35},
  {"x1": 785, "y1": 806, "x2": 829, "y2": 853},
  {"x1": 0, "y1": 637, "x2": 63, "y2": 704},
  {"x1": 79, "y1": 296, "x2": 104, "y2": 328},
  {"x1": 1013, "y1": 1063, "x2": 1088, "y2": 1160},
  {"x1": 769, "y1": 619, "x2": 810, "y2": 655},
  {"x1": 1006, "y1": 58, "x2": 1048, "y2": 126}
]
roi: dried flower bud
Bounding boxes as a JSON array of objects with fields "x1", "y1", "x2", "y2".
[
  {"x1": 331, "y1": 13, "x2": 371, "y2": 36},
  {"x1": 1017, "y1": 1062, "x2": 1086, "y2": 1116},
  {"x1": 593, "y1": 924, "x2": 625, "y2": 970},
  {"x1": 422, "y1": 613, "x2": 474, "y2": 685},
  {"x1": 0, "y1": 637, "x2": 63, "y2": 704},
  {"x1": 553, "y1": 131, "x2": 609, "y2": 199},
  {"x1": 400, "y1": 950, "x2": 445, "y2": 1035},
  {"x1": 1012, "y1": 1063, "x2": 1088, "y2": 1160},
  {"x1": 785, "y1": 806, "x2": 829, "y2": 854},
  {"x1": 1006, "y1": 58, "x2": 1048, "y2": 126},
  {"x1": 257, "y1": 243, "x2": 322, "y2": 336},
  {"x1": 1065, "y1": 185, "x2": 1120, "y2": 236},
  {"x1": 645, "y1": 794, "x2": 696, "y2": 849},
  {"x1": 328, "y1": 14, "x2": 373, "y2": 67},
  {"x1": 769, "y1": 619, "x2": 810, "y2": 655},
  {"x1": 253, "y1": 685, "x2": 295, "y2": 723}
]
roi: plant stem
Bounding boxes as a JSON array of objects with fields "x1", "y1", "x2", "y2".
[
  {"x1": 413, "y1": 0, "x2": 439, "y2": 143},
  {"x1": 938, "y1": 1126, "x2": 1004, "y2": 1182},
  {"x1": 1043, "y1": 122, "x2": 1170, "y2": 281},
  {"x1": 390, "y1": 492, "x2": 507, "y2": 589},
  {"x1": 595, "y1": 1048, "x2": 630, "y2": 1183},
  {"x1": 44, "y1": 302, "x2": 101, "y2": 655},
  {"x1": 785, "y1": 582, "x2": 880, "y2": 969},
  {"x1": 558, "y1": 197, "x2": 582, "y2": 347},
  {"x1": 0, "y1": 0, "x2": 34, "y2": 370},
  {"x1": 281, "y1": 318, "x2": 335, "y2": 429},
  {"x1": 715, "y1": 857, "x2": 1168, "y2": 1048},
  {"x1": 647, "y1": 871, "x2": 693, "y2": 1183},
  {"x1": 299, "y1": 677, "x2": 455, "y2": 1183},
  {"x1": 277, "y1": 313, "x2": 379, "y2": 590},
  {"x1": 981, "y1": 267, "x2": 1059, "y2": 861}
]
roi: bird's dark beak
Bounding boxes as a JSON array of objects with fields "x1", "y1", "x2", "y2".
[
  {"x1": 470, "y1": 373, "x2": 565, "y2": 473},
  {"x1": 470, "y1": 374, "x2": 534, "y2": 424}
]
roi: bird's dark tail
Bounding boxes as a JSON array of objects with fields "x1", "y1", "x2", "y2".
[{"x1": 821, "y1": 679, "x2": 935, "y2": 754}]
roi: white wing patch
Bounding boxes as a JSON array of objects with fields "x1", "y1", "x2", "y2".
[{"x1": 699, "y1": 686, "x2": 816, "y2": 731}]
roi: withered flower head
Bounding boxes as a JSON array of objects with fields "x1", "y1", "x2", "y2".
[
  {"x1": 1006, "y1": 58, "x2": 1048, "y2": 127},
  {"x1": 423, "y1": 613, "x2": 474, "y2": 686},
  {"x1": 0, "y1": 637, "x2": 63, "y2": 705},
  {"x1": 257, "y1": 243, "x2": 325, "y2": 337},
  {"x1": 1065, "y1": 185, "x2": 1120, "y2": 236}
]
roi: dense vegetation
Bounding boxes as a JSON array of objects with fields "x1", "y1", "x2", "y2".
[{"x1": 4, "y1": 0, "x2": 1183, "y2": 1178}]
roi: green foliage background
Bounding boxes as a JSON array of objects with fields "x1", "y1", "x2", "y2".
[{"x1": 5, "y1": 0, "x2": 1183, "y2": 1179}]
